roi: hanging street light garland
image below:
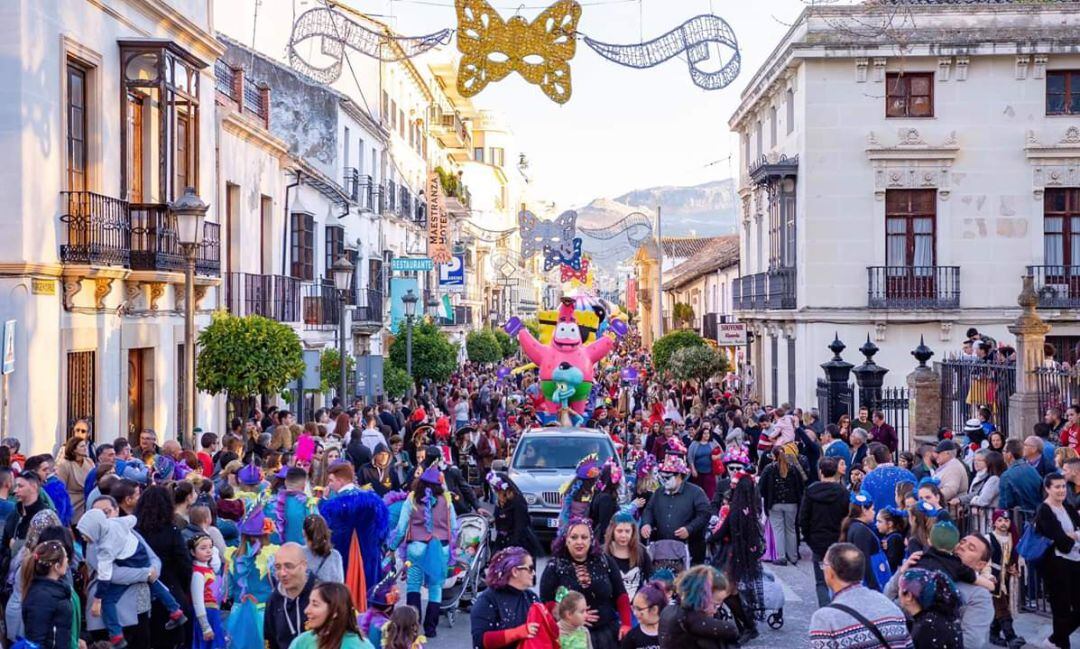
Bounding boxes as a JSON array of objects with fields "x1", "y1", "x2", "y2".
[{"x1": 284, "y1": 2, "x2": 741, "y2": 102}]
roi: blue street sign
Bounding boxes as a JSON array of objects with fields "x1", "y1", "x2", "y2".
[{"x1": 391, "y1": 257, "x2": 434, "y2": 272}]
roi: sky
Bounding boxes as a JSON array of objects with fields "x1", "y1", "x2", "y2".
[{"x1": 343, "y1": 0, "x2": 811, "y2": 208}]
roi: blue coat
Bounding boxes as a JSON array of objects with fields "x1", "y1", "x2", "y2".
[{"x1": 999, "y1": 463, "x2": 1042, "y2": 511}]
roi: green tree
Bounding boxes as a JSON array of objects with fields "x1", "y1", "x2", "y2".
[
  {"x1": 388, "y1": 319, "x2": 457, "y2": 385},
  {"x1": 196, "y1": 312, "x2": 305, "y2": 398},
  {"x1": 523, "y1": 318, "x2": 541, "y2": 340},
  {"x1": 466, "y1": 329, "x2": 503, "y2": 364},
  {"x1": 493, "y1": 328, "x2": 518, "y2": 358},
  {"x1": 669, "y1": 345, "x2": 729, "y2": 389},
  {"x1": 383, "y1": 362, "x2": 413, "y2": 398},
  {"x1": 319, "y1": 347, "x2": 356, "y2": 395},
  {"x1": 673, "y1": 302, "x2": 695, "y2": 328},
  {"x1": 652, "y1": 329, "x2": 706, "y2": 374}
]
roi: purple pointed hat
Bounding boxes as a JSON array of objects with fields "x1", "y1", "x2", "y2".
[
  {"x1": 420, "y1": 464, "x2": 442, "y2": 485},
  {"x1": 239, "y1": 500, "x2": 272, "y2": 537},
  {"x1": 238, "y1": 461, "x2": 262, "y2": 486}
]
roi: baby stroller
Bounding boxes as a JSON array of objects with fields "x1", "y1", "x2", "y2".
[
  {"x1": 755, "y1": 567, "x2": 786, "y2": 629},
  {"x1": 647, "y1": 539, "x2": 690, "y2": 577},
  {"x1": 440, "y1": 513, "x2": 491, "y2": 627}
]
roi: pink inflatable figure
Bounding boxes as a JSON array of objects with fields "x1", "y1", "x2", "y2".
[{"x1": 504, "y1": 297, "x2": 626, "y2": 416}]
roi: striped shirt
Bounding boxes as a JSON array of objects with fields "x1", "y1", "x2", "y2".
[{"x1": 809, "y1": 585, "x2": 913, "y2": 649}]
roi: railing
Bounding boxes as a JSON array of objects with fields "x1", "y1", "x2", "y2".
[
  {"x1": 879, "y1": 386, "x2": 910, "y2": 455},
  {"x1": 867, "y1": 266, "x2": 960, "y2": 309},
  {"x1": 937, "y1": 359, "x2": 1015, "y2": 436},
  {"x1": 130, "y1": 203, "x2": 184, "y2": 272},
  {"x1": 440, "y1": 113, "x2": 469, "y2": 144},
  {"x1": 1028, "y1": 265, "x2": 1080, "y2": 309},
  {"x1": 59, "y1": 191, "x2": 131, "y2": 267},
  {"x1": 1033, "y1": 365, "x2": 1080, "y2": 415},
  {"x1": 344, "y1": 169, "x2": 375, "y2": 211},
  {"x1": 733, "y1": 268, "x2": 796, "y2": 310},
  {"x1": 194, "y1": 222, "x2": 221, "y2": 276},
  {"x1": 947, "y1": 504, "x2": 1047, "y2": 617},
  {"x1": 226, "y1": 272, "x2": 301, "y2": 322},
  {"x1": 242, "y1": 77, "x2": 264, "y2": 119},
  {"x1": 384, "y1": 183, "x2": 396, "y2": 214},
  {"x1": 399, "y1": 187, "x2": 412, "y2": 220},
  {"x1": 353, "y1": 287, "x2": 384, "y2": 324},
  {"x1": 214, "y1": 59, "x2": 236, "y2": 99},
  {"x1": 302, "y1": 280, "x2": 341, "y2": 329}
]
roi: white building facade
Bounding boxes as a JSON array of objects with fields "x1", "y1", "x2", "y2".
[{"x1": 731, "y1": 2, "x2": 1080, "y2": 409}]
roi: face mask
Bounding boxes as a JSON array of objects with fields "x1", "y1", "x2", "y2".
[{"x1": 662, "y1": 475, "x2": 679, "y2": 492}]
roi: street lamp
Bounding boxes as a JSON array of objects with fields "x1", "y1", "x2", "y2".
[
  {"x1": 402, "y1": 289, "x2": 418, "y2": 394},
  {"x1": 426, "y1": 295, "x2": 440, "y2": 321},
  {"x1": 169, "y1": 187, "x2": 208, "y2": 447},
  {"x1": 331, "y1": 255, "x2": 354, "y2": 404}
]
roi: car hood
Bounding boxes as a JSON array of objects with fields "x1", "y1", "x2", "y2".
[{"x1": 508, "y1": 467, "x2": 572, "y2": 496}]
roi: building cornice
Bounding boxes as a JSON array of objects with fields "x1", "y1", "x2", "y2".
[
  {"x1": 221, "y1": 111, "x2": 291, "y2": 161},
  {"x1": 97, "y1": 0, "x2": 225, "y2": 63}
]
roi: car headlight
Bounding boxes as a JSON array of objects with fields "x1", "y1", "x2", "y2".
[{"x1": 524, "y1": 493, "x2": 538, "y2": 505}]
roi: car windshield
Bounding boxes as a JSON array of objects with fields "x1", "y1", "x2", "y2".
[{"x1": 513, "y1": 436, "x2": 613, "y2": 470}]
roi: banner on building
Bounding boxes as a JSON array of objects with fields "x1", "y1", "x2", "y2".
[
  {"x1": 438, "y1": 254, "x2": 465, "y2": 293},
  {"x1": 427, "y1": 171, "x2": 452, "y2": 263},
  {"x1": 389, "y1": 277, "x2": 421, "y2": 332},
  {"x1": 717, "y1": 322, "x2": 747, "y2": 346},
  {"x1": 355, "y1": 354, "x2": 384, "y2": 403}
]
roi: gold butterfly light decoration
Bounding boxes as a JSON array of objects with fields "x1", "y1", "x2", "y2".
[{"x1": 454, "y1": 0, "x2": 582, "y2": 104}]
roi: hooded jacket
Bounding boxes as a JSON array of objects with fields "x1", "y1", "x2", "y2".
[
  {"x1": 798, "y1": 480, "x2": 850, "y2": 556},
  {"x1": 264, "y1": 572, "x2": 316, "y2": 649},
  {"x1": 76, "y1": 509, "x2": 140, "y2": 582}
]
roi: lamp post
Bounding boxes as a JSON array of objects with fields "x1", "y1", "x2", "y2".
[
  {"x1": 426, "y1": 295, "x2": 440, "y2": 321},
  {"x1": 331, "y1": 255, "x2": 354, "y2": 405},
  {"x1": 170, "y1": 187, "x2": 208, "y2": 447},
  {"x1": 402, "y1": 289, "x2": 418, "y2": 395}
]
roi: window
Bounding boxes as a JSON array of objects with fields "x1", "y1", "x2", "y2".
[
  {"x1": 768, "y1": 178, "x2": 797, "y2": 269},
  {"x1": 1044, "y1": 188, "x2": 1080, "y2": 266},
  {"x1": 382, "y1": 91, "x2": 389, "y2": 122},
  {"x1": 66, "y1": 350, "x2": 95, "y2": 433},
  {"x1": 491, "y1": 147, "x2": 505, "y2": 167},
  {"x1": 408, "y1": 122, "x2": 414, "y2": 148},
  {"x1": 755, "y1": 121, "x2": 762, "y2": 159},
  {"x1": 474, "y1": 147, "x2": 485, "y2": 163},
  {"x1": 325, "y1": 225, "x2": 344, "y2": 276},
  {"x1": 769, "y1": 106, "x2": 777, "y2": 147},
  {"x1": 399, "y1": 109, "x2": 405, "y2": 138},
  {"x1": 290, "y1": 212, "x2": 314, "y2": 280},
  {"x1": 886, "y1": 72, "x2": 933, "y2": 117},
  {"x1": 343, "y1": 126, "x2": 350, "y2": 170},
  {"x1": 390, "y1": 100, "x2": 397, "y2": 129},
  {"x1": 67, "y1": 62, "x2": 88, "y2": 192},
  {"x1": 260, "y1": 196, "x2": 273, "y2": 274},
  {"x1": 1047, "y1": 71, "x2": 1080, "y2": 116},
  {"x1": 885, "y1": 189, "x2": 936, "y2": 267},
  {"x1": 357, "y1": 138, "x2": 365, "y2": 175},
  {"x1": 786, "y1": 88, "x2": 794, "y2": 135},
  {"x1": 125, "y1": 92, "x2": 144, "y2": 201},
  {"x1": 175, "y1": 112, "x2": 191, "y2": 191}
]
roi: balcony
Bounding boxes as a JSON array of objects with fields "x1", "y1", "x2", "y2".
[
  {"x1": 214, "y1": 60, "x2": 268, "y2": 127},
  {"x1": 441, "y1": 305, "x2": 473, "y2": 327},
  {"x1": 302, "y1": 280, "x2": 341, "y2": 330},
  {"x1": 434, "y1": 111, "x2": 470, "y2": 149},
  {"x1": 344, "y1": 168, "x2": 374, "y2": 211},
  {"x1": 226, "y1": 272, "x2": 301, "y2": 321},
  {"x1": 129, "y1": 205, "x2": 221, "y2": 275},
  {"x1": 399, "y1": 187, "x2": 412, "y2": 220},
  {"x1": 867, "y1": 266, "x2": 960, "y2": 309},
  {"x1": 195, "y1": 223, "x2": 221, "y2": 276},
  {"x1": 59, "y1": 191, "x2": 131, "y2": 267},
  {"x1": 1028, "y1": 265, "x2": 1080, "y2": 309},
  {"x1": 733, "y1": 268, "x2": 796, "y2": 310},
  {"x1": 352, "y1": 287, "x2": 384, "y2": 329}
]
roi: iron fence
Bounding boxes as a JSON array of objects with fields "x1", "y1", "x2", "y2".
[
  {"x1": 866, "y1": 265, "x2": 960, "y2": 309},
  {"x1": 59, "y1": 190, "x2": 131, "y2": 267},
  {"x1": 1033, "y1": 365, "x2": 1080, "y2": 415},
  {"x1": 302, "y1": 280, "x2": 341, "y2": 330},
  {"x1": 225, "y1": 272, "x2": 301, "y2": 322},
  {"x1": 878, "y1": 386, "x2": 910, "y2": 453},
  {"x1": 130, "y1": 203, "x2": 184, "y2": 272},
  {"x1": 195, "y1": 222, "x2": 221, "y2": 276},
  {"x1": 937, "y1": 359, "x2": 1015, "y2": 435},
  {"x1": 816, "y1": 378, "x2": 854, "y2": 427},
  {"x1": 353, "y1": 287, "x2": 384, "y2": 323},
  {"x1": 1028, "y1": 264, "x2": 1080, "y2": 309}
]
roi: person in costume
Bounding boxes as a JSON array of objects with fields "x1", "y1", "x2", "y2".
[
  {"x1": 707, "y1": 471, "x2": 764, "y2": 645},
  {"x1": 387, "y1": 463, "x2": 457, "y2": 639},
  {"x1": 317, "y1": 461, "x2": 390, "y2": 614},
  {"x1": 988, "y1": 509, "x2": 1025, "y2": 648},
  {"x1": 360, "y1": 569, "x2": 399, "y2": 649},
  {"x1": 359, "y1": 443, "x2": 402, "y2": 497},
  {"x1": 558, "y1": 454, "x2": 603, "y2": 529},
  {"x1": 469, "y1": 546, "x2": 545, "y2": 649},
  {"x1": 488, "y1": 471, "x2": 543, "y2": 556},
  {"x1": 274, "y1": 467, "x2": 315, "y2": 545},
  {"x1": 504, "y1": 297, "x2": 624, "y2": 420},
  {"x1": 189, "y1": 533, "x2": 226, "y2": 649},
  {"x1": 589, "y1": 458, "x2": 622, "y2": 539},
  {"x1": 225, "y1": 492, "x2": 278, "y2": 604},
  {"x1": 288, "y1": 582, "x2": 375, "y2": 649}
]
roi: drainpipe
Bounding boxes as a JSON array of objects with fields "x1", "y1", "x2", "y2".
[{"x1": 282, "y1": 171, "x2": 302, "y2": 277}]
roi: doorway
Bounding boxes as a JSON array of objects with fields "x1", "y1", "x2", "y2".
[{"x1": 127, "y1": 348, "x2": 155, "y2": 442}]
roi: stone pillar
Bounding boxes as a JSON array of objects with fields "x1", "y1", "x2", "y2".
[
  {"x1": 906, "y1": 335, "x2": 941, "y2": 448},
  {"x1": 1008, "y1": 275, "x2": 1050, "y2": 440},
  {"x1": 853, "y1": 334, "x2": 889, "y2": 413}
]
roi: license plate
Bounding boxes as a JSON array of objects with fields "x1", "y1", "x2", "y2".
[{"x1": 547, "y1": 518, "x2": 560, "y2": 528}]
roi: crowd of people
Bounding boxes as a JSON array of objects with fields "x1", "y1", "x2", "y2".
[{"x1": 0, "y1": 325, "x2": 1076, "y2": 649}]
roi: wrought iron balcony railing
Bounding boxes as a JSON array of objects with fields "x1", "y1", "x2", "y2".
[
  {"x1": 867, "y1": 266, "x2": 960, "y2": 309},
  {"x1": 59, "y1": 191, "x2": 131, "y2": 267}
]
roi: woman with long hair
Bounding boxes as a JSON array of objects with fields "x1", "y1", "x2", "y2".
[
  {"x1": 289, "y1": 582, "x2": 372, "y2": 649},
  {"x1": 303, "y1": 514, "x2": 344, "y2": 583},
  {"x1": 708, "y1": 474, "x2": 764, "y2": 644},
  {"x1": 4, "y1": 510, "x2": 63, "y2": 643},
  {"x1": 387, "y1": 464, "x2": 456, "y2": 638},
  {"x1": 840, "y1": 491, "x2": 885, "y2": 590},
  {"x1": 603, "y1": 511, "x2": 651, "y2": 601},
  {"x1": 383, "y1": 605, "x2": 422, "y2": 649},
  {"x1": 1034, "y1": 473, "x2": 1080, "y2": 648},
  {"x1": 134, "y1": 485, "x2": 192, "y2": 649},
  {"x1": 56, "y1": 435, "x2": 95, "y2": 519},
  {"x1": 539, "y1": 518, "x2": 631, "y2": 649},
  {"x1": 898, "y1": 568, "x2": 964, "y2": 649},
  {"x1": 760, "y1": 447, "x2": 805, "y2": 566},
  {"x1": 589, "y1": 458, "x2": 622, "y2": 539},
  {"x1": 955, "y1": 449, "x2": 1005, "y2": 509},
  {"x1": 19, "y1": 540, "x2": 75, "y2": 649}
]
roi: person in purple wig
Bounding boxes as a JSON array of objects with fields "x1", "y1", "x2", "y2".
[{"x1": 469, "y1": 546, "x2": 540, "y2": 649}]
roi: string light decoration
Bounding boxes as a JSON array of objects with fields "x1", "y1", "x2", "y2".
[
  {"x1": 578, "y1": 211, "x2": 653, "y2": 245},
  {"x1": 561, "y1": 257, "x2": 590, "y2": 282},
  {"x1": 288, "y1": 6, "x2": 452, "y2": 83},
  {"x1": 582, "y1": 15, "x2": 741, "y2": 90},
  {"x1": 455, "y1": 0, "x2": 582, "y2": 104},
  {"x1": 543, "y1": 237, "x2": 583, "y2": 271},
  {"x1": 518, "y1": 209, "x2": 577, "y2": 259}
]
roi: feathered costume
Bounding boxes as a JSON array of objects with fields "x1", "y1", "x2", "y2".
[
  {"x1": 273, "y1": 489, "x2": 316, "y2": 545},
  {"x1": 318, "y1": 483, "x2": 389, "y2": 612},
  {"x1": 225, "y1": 492, "x2": 279, "y2": 604}
]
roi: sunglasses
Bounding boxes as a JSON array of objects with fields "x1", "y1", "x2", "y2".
[{"x1": 514, "y1": 564, "x2": 536, "y2": 573}]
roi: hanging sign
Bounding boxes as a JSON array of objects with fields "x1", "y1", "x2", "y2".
[
  {"x1": 438, "y1": 254, "x2": 465, "y2": 293},
  {"x1": 391, "y1": 257, "x2": 434, "y2": 272},
  {"x1": 427, "y1": 171, "x2": 452, "y2": 264},
  {"x1": 718, "y1": 322, "x2": 748, "y2": 346}
]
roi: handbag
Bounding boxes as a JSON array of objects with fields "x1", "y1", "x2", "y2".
[{"x1": 1017, "y1": 521, "x2": 1053, "y2": 566}]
